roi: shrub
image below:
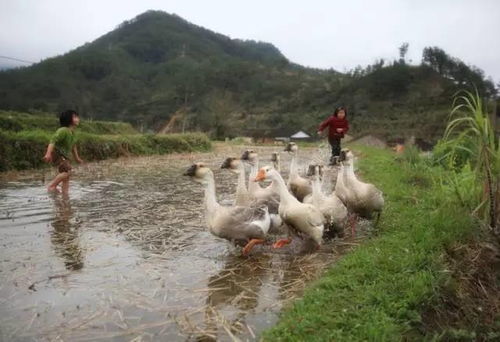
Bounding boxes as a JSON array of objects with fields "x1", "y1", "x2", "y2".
[
  {"x1": 0, "y1": 110, "x2": 137, "y2": 135},
  {"x1": 0, "y1": 130, "x2": 211, "y2": 171}
]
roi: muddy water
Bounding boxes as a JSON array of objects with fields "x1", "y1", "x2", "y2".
[{"x1": 0, "y1": 145, "x2": 365, "y2": 341}]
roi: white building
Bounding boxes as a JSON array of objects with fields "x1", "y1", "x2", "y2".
[{"x1": 290, "y1": 131, "x2": 311, "y2": 140}]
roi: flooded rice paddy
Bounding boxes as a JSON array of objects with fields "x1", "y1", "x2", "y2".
[{"x1": 0, "y1": 145, "x2": 370, "y2": 341}]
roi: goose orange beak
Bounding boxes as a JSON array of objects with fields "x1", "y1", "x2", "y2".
[{"x1": 254, "y1": 169, "x2": 266, "y2": 182}]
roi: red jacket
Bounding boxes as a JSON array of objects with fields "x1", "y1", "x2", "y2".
[{"x1": 318, "y1": 115, "x2": 349, "y2": 139}]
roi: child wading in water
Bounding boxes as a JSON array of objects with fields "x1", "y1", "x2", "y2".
[
  {"x1": 317, "y1": 106, "x2": 349, "y2": 165},
  {"x1": 43, "y1": 110, "x2": 83, "y2": 193}
]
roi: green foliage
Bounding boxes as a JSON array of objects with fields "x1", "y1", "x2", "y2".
[
  {"x1": 0, "y1": 129, "x2": 210, "y2": 171},
  {"x1": 264, "y1": 146, "x2": 482, "y2": 341},
  {"x1": 432, "y1": 138, "x2": 472, "y2": 170},
  {"x1": 398, "y1": 42, "x2": 409, "y2": 64},
  {"x1": 0, "y1": 110, "x2": 137, "y2": 134},
  {"x1": 441, "y1": 90, "x2": 499, "y2": 229},
  {"x1": 0, "y1": 129, "x2": 50, "y2": 170},
  {"x1": 422, "y1": 47, "x2": 496, "y2": 97},
  {"x1": 398, "y1": 144, "x2": 421, "y2": 166},
  {"x1": 366, "y1": 63, "x2": 414, "y2": 99},
  {"x1": 440, "y1": 163, "x2": 483, "y2": 213}
]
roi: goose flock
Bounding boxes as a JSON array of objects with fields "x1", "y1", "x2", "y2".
[{"x1": 184, "y1": 143, "x2": 384, "y2": 256}]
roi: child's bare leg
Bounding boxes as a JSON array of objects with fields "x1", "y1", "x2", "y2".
[
  {"x1": 61, "y1": 175, "x2": 70, "y2": 194},
  {"x1": 47, "y1": 172, "x2": 69, "y2": 192}
]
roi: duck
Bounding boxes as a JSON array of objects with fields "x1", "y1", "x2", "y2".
[
  {"x1": 337, "y1": 150, "x2": 384, "y2": 234},
  {"x1": 184, "y1": 162, "x2": 271, "y2": 255},
  {"x1": 284, "y1": 142, "x2": 312, "y2": 202},
  {"x1": 254, "y1": 165, "x2": 324, "y2": 250},
  {"x1": 304, "y1": 165, "x2": 348, "y2": 237},
  {"x1": 220, "y1": 157, "x2": 251, "y2": 206}
]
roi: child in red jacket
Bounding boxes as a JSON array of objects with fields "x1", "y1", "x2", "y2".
[{"x1": 317, "y1": 106, "x2": 349, "y2": 165}]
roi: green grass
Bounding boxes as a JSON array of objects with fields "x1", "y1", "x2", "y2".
[
  {"x1": 263, "y1": 145, "x2": 481, "y2": 341},
  {"x1": 0, "y1": 110, "x2": 212, "y2": 171},
  {"x1": 0, "y1": 110, "x2": 138, "y2": 135},
  {"x1": 0, "y1": 130, "x2": 211, "y2": 171}
]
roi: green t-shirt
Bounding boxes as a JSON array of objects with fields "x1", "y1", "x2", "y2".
[{"x1": 50, "y1": 127, "x2": 76, "y2": 158}]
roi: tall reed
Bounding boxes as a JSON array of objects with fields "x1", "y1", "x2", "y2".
[{"x1": 443, "y1": 90, "x2": 499, "y2": 234}]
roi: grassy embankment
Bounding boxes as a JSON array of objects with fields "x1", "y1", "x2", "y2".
[
  {"x1": 264, "y1": 144, "x2": 499, "y2": 341},
  {"x1": 0, "y1": 111, "x2": 211, "y2": 171}
]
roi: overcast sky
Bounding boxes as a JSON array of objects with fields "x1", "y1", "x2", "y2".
[{"x1": 1, "y1": 0, "x2": 499, "y2": 83}]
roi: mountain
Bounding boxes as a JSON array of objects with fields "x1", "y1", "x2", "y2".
[
  {"x1": 0, "y1": 10, "x2": 496, "y2": 143},
  {"x1": 0, "y1": 11, "x2": 306, "y2": 131}
]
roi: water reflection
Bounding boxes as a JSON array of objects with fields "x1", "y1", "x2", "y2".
[
  {"x1": 276, "y1": 253, "x2": 329, "y2": 303},
  {"x1": 195, "y1": 252, "x2": 333, "y2": 340},
  {"x1": 50, "y1": 194, "x2": 83, "y2": 271},
  {"x1": 199, "y1": 255, "x2": 270, "y2": 340}
]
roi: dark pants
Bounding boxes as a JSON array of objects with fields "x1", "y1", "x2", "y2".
[{"x1": 329, "y1": 137, "x2": 341, "y2": 162}]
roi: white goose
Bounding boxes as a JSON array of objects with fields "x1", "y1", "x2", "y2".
[
  {"x1": 223, "y1": 154, "x2": 285, "y2": 234},
  {"x1": 284, "y1": 142, "x2": 312, "y2": 202},
  {"x1": 184, "y1": 163, "x2": 271, "y2": 255},
  {"x1": 220, "y1": 157, "x2": 251, "y2": 206},
  {"x1": 241, "y1": 150, "x2": 280, "y2": 208},
  {"x1": 305, "y1": 165, "x2": 348, "y2": 237},
  {"x1": 337, "y1": 150, "x2": 384, "y2": 234},
  {"x1": 334, "y1": 160, "x2": 352, "y2": 206},
  {"x1": 254, "y1": 165, "x2": 324, "y2": 249}
]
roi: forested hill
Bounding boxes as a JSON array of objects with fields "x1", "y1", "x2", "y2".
[{"x1": 0, "y1": 10, "x2": 496, "y2": 143}]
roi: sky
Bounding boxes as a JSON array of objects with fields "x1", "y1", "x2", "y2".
[{"x1": 1, "y1": 0, "x2": 499, "y2": 83}]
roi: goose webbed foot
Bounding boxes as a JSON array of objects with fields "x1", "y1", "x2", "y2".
[
  {"x1": 242, "y1": 238, "x2": 265, "y2": 256},
  {"x1": 272, "y1": 238, "x2": 292, "y2": 249}
]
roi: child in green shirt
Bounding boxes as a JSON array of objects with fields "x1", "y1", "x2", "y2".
[{"x1": 43, "y1": 110, "x2": 83, "y2": 193}]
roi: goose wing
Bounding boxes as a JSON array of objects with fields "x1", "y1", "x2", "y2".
[
  {"x1": 250, "y1": 195, "x2": 280, "y2": 214},
  {"x1": 282, "y1": 203, "x2": 323, "y2": 232},
  {"x1": 305, "y1": 204, "x2": 325, "y2": 228},
  {"x1": 217, "y1": 221, "x2": 267, "y2": 241},
  {"x1": 229, "y1": 205, "x2": 268, "y2": 223},
  {"x1": 215, "y1": 206, "x2": 269, "y2": 241}
]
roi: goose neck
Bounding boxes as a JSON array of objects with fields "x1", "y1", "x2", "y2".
[
  {"x1": 237, "y1": 162, "x2": 247, "y2": 191},
  {"x1": 273, "y1": 159, "x2": 281, "y2": 173},
  {"x1": 290, "y1": 152, "x2": 297, "y2": 175},
  {"x1": 311, "y1": 175, "x2": 323, "y2": 202},
  {"x1": 203, "y1": 171, "x2": 220, "y2": 214},
  {"x1": 346, "y1": 160, "x2": 355, "y2": 177},
  {"x1": 248, "y1": 159, "x2": 260, "y2": 193},
  {"x1": 271, "y1": 171, "x2": 298, "y2": 205}
]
